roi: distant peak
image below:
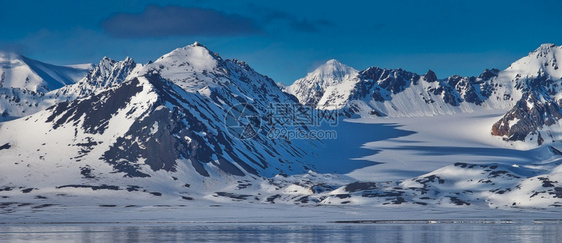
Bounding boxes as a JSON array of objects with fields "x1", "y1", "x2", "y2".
[
  {"x1": 505, "y1": 43, "x2": 562, "y2": 79},
  {"x1": 123, "y1": 56, "x2": 135, "y2": 63},
  {"x1": 538, "y1": 43, "x2": 557, "y2": 49},
  {"x1": 314, "y1": 59, "x2": 354, "y2": 71},
  {"x1": 294, "y1": 59, "x2": 359, "y2": 88},
  {"x1": 321, "y1": 59, "x2": 352, "y2": 70},
  {"x1": 326, "y1": 59, "x2": 341, "y2": 65},
  {"x1": 310, "y1": 59, "x2": 357, "y2": 75},
  {"x1": 175, "y1": 42, "x2": 213, "y2": 54},
  {"x1": 96, "y1": 57, "x2": 136, "y2": 69},
  {"x1": 143, "y1": 42, "x2": 223, "y2": 76},
  {"x1": 532, "y1": 43, "x2": 559, "y2": 54},
  {"x1": 478, "y1": 68, "x2": 500, "y2": 80},
  {"x1": 423, "y1": 69, "x2": 438, "y2": 82},
  {"x1": 160, "y1": 42, "x2": 216, "y2": 60},
  {"x1": 99, "y1": 57, "x2": 116, "y2": 65},
  {"x1": 192, "y1": 41, "x2": 205, "y2": 47},
  {"x1": 161, "y1": 42, "x2": 211, "y2": 58}
]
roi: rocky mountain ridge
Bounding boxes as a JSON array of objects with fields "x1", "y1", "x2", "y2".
[{"x1": 287, "y1": 44, "x2": 562, "y2": 144}]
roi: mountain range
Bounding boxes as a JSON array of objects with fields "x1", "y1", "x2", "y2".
[
  {"x1": 287, "y1": 44, "x2": 562, "y2": 145},
  {"x1": 0, "y1": 42, "x2": 561, "y2": 212}
]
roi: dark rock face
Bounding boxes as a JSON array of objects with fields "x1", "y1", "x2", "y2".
[
  {"x1": 0, "y1": 143, "x2": 10, "y2": 150},
  {"x1": 449, "y1": 75, "x2": 489, "y2": 105},
  {"x1": 426, "y1": 74, "x2": 494, "y2": 106},
  {"x1": 100, "y1": 74, "x2": 257, "y2": 178},
  {"x1": 492, "y1": 91, "x2": 562, "y2": 142},
  {"x1": 56, "y1": 184, "x2": 120, "y2": 190},
  {"x1": 424, "y1": 70, "x2": 438, "y2": 82},
  {"x1": 215, "y1": 192, "x2": 256, "y2": 201},
  {"x1": 357, "y1": 67, "x2": 419, "y2": 101},
  {"x1": 344, "y1": 182, "x2": 377, "y2": 192},
  {"x1": 478, "y1": 68, "x2": 500, "y2": 80},
  {"x1": 80, "y1": 166, "x2": 95, "y2": 179},
  {"x1": 488, "y1": 50, "x2": 562, "y2": 143},
  {"x1": 46, "y1": 78, "x2": 144, "y2": 134},
  {"x1": 102, "y1": 105, "x2": 182, "y2": 177},
  {"x1": 430, "y1": 84, "x2": 462, "y2": 106},
  {"x1": 341, "y1": 67, "x2": 496, "y2": 115}
]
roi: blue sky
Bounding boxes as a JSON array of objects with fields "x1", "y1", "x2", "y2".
[{"x1": 1, "y1": 0, "x2": 561, "y2": 84}]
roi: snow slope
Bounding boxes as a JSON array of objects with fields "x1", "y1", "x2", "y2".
[
  {"x1": 0, "y1": 52, "x2": 88, "y2": 92},
  {"x1": 0, "y1": 52, "x2": 92, "y2": 121}
]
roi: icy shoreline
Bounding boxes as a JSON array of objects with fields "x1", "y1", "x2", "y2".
[{"x1": 2, "y1": 202, "x2": 562, "y2": 225}]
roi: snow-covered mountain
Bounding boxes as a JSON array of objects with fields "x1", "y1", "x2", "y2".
[
  {"x1": 491, "y1": 44, "x2": 562, "y2": 144},
  {"x1": 288, "y1": 44, "x2": 562, "y2": 145},
  {"x1": 0, "y1": 43, "x2": 319, "y2": 201},
  {"x1": 0, "y1": 52, "x2": 91, "y2": 121},
  {"x1": 287, "y1": 61, "x2": 510, "y2": 116},
  {"x1": 285, "y1": 59, "x2": 359, "y2": 107}
]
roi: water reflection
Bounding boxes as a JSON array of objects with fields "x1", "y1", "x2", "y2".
[{"x1": 0, "y1": 223, "x2": 561, "y2": 242}]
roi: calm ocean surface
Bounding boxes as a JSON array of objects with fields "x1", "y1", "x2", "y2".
[{"x1": 0, "y1": 223, "x2": 561, "y2": 242}]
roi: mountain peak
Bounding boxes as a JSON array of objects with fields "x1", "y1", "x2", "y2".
[
  {"x1": 531, "y1": 42, "x2": 559, "y2": 52},
  {"x1": 99, "y1": 56, "x2": 116, "y2": 65},
  {"x1": 96, "y1": 57, "x2": 135, "y2": 70},
  {"x1": 505, "y1": 43, "x2": 561, "y2": 80},
  {"x1": 321, "y1": 58, "x2": 346, "y2": 67},
  {"x1": 54, "y1": 56, "x2": 136, "y2": 96},
  {"x1": 286, "y1": 59, "x2": 359, "y2": 107},
  {"x1": 123, "y1": 56, "x2": 135, "y2": 64},
  {"x1": 154, "y1": 42, "x2": 222, "y2": 70},
  {"x1": 530, "y1": 43, "x2": 560, "y2": 57},
  {"x1": 307, "y1": 59, "x2": 358, "y2": 81},
  {"x1": 325, "y1": 59, "x2": 342, "y2": 65},
  {"x1": 536, "y1": 43, "x2": 557, "y2": 50},
  {"x1": 145, "y1": 42, "x2": 224, "y2": 82},
  {"x1": 423, "y1": 69, "x2": 438, "y2": 82}
]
